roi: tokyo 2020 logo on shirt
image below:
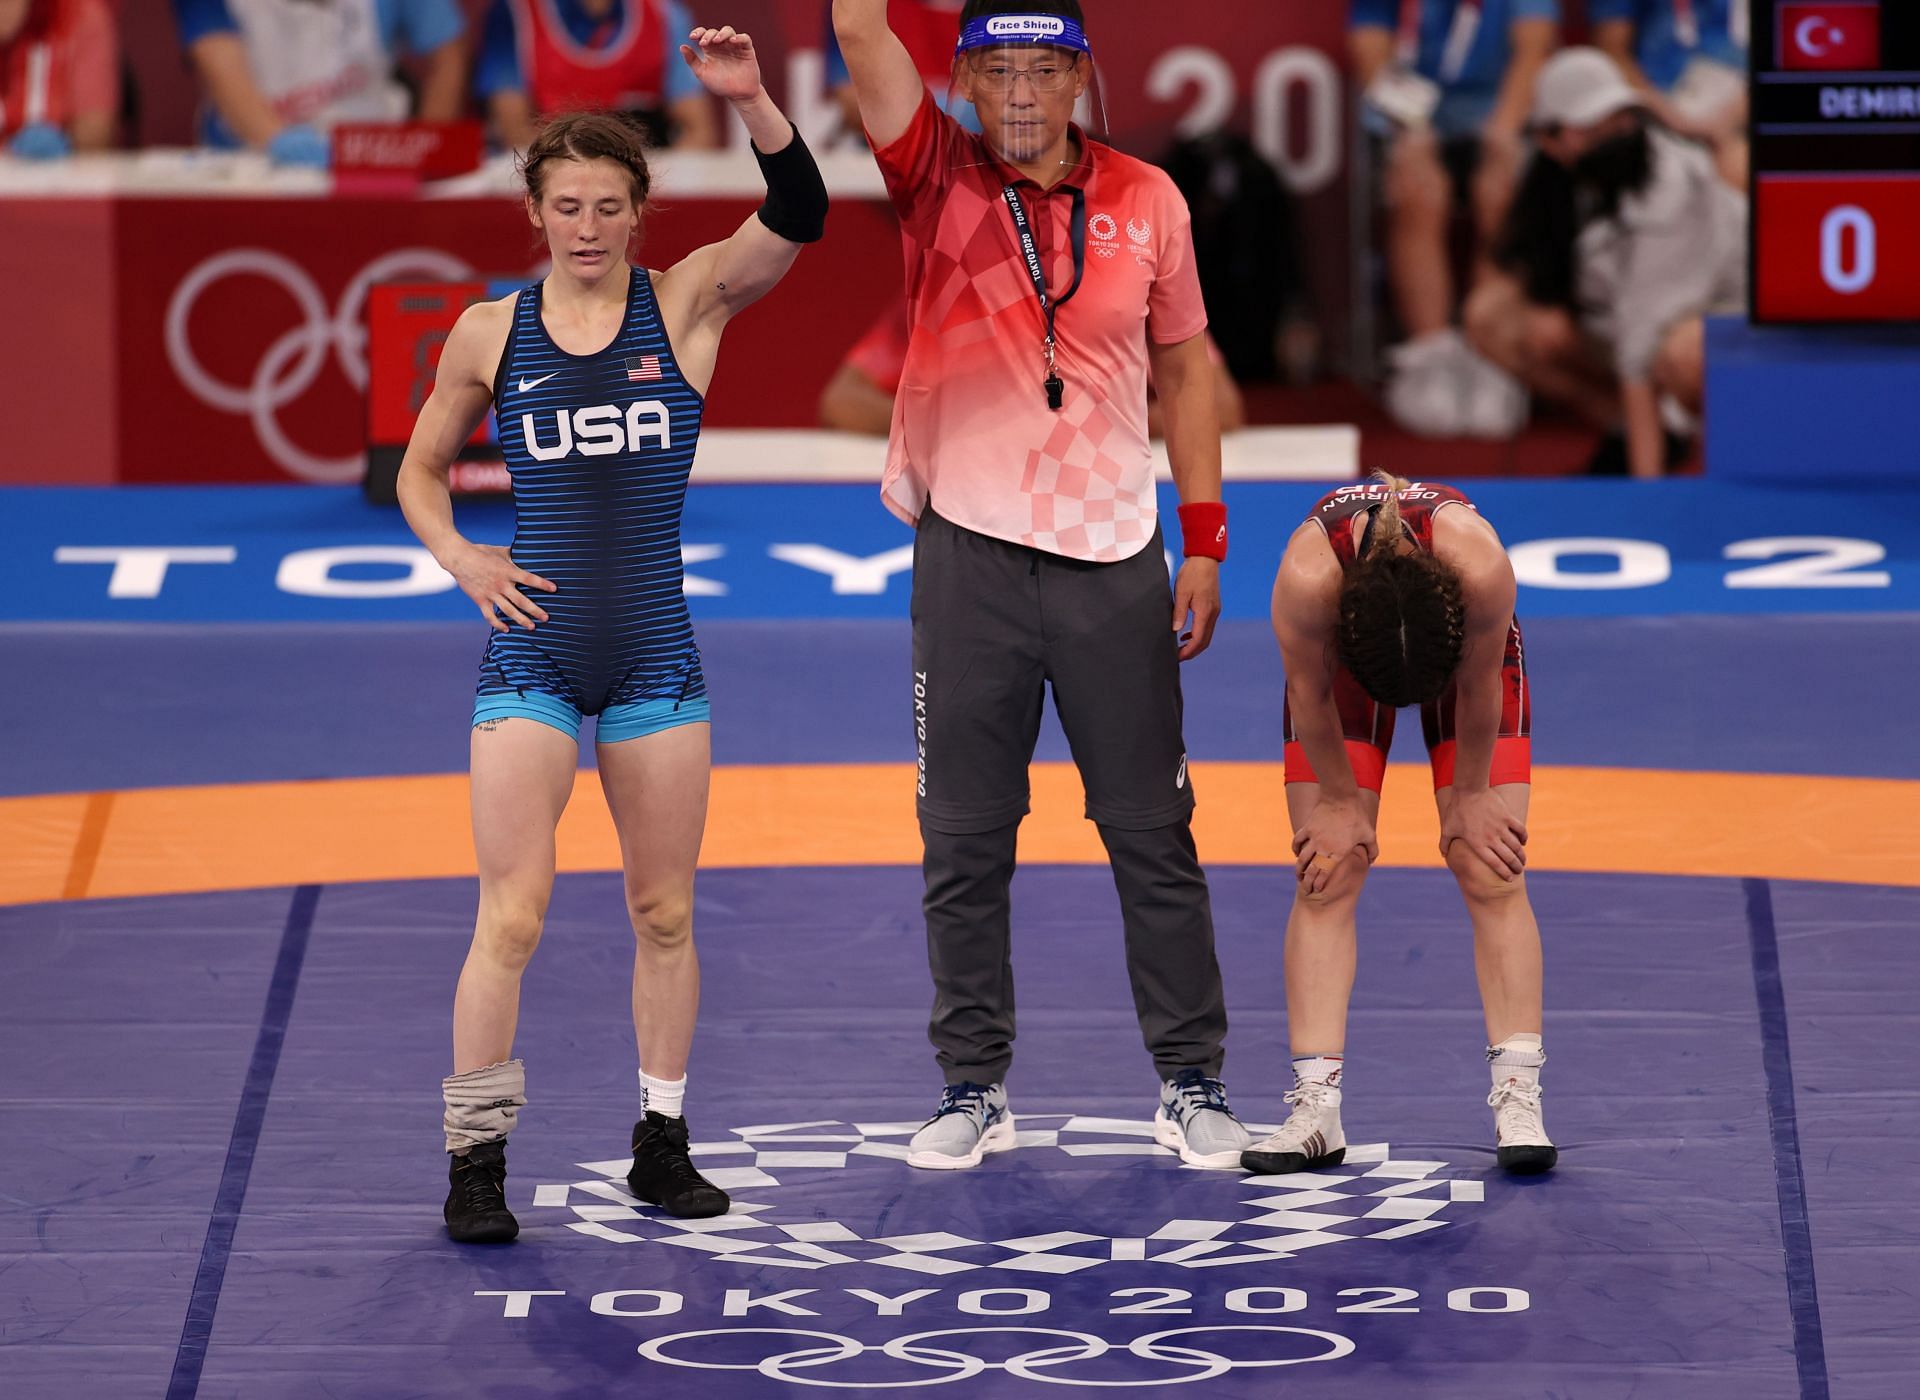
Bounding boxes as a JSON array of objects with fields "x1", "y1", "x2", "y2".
[{"x1": 1089, "y1": 212, "x2": 1120, "y2": 258}]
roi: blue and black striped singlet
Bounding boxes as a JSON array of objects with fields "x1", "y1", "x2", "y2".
[{"x1": 478, "y1": 267, "x2": 706, "y2": 715}]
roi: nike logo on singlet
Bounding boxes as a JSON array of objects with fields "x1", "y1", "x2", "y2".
[{"x1": 517, "y1": 371, "x2": 560, "y2": 393}]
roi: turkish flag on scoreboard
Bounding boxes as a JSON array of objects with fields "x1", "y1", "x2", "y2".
[{"x1": 1778, "y1": 2, "x2": 1880, "y2": 70}]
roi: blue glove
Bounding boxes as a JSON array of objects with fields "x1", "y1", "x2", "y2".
[
  {"x1": 8, "y1": 122, "x2": 72, "y2": 161},
  {"x1": 266, "y1": 124, "x2": 331, "y2": 168}
]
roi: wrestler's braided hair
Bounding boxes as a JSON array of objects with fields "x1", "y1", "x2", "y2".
[{"x1": 1335, "y1": 472, "x2": 1467, "y2": 708}]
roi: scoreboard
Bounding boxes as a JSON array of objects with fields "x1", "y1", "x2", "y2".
[{"x1": 1752, "y1": 1, "x2": 1920, "y2": 321}]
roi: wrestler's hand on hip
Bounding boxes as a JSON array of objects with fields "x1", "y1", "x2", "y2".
[
  {"x1": 1440, "y1": 788, "x2": 1527, "y2": 881},
  {"x1": 1292, "y1": 798, "x2": 1378, "y2": 895},
  {"x1": 447, "y1": 541, "x2": 556, "y2": 633},
  {"x1": 1173, "y1": 556, "x2": 1220, "y2": 661}
]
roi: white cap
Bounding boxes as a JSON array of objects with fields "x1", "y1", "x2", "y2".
[{"x1": 1531, "y1": 46, "x2": 1644, "y2": 130}]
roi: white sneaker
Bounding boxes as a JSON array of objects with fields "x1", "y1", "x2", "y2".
[
  {"x1": 1458, "y1": 345, "x2": 1529, "y2": 439},
  {"x1": 1152, "y1": 1069, "x2": 1253, "y2": 1169},
  {"x1": 1384, "y1": 330, "x2": 1469, "y2": 437},
  {"x1": 1489, "y1": 1078, "x2": 1557, "y2": 1174},
  {"x1": 906, "y1": 1082, "x2": 1016, "y2": 1170},
  {"x1": 1239, "y1": 1079, "x2": 1346, "y2": 1174}
]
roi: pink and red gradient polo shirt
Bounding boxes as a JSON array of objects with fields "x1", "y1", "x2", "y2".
[{"x1": 871, "y1": 92, "x2": 1207, "y2": 563}]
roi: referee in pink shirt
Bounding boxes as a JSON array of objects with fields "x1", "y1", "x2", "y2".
[{"x1": 834, "y1": 0, "x2": 1249, "y2": 1172}]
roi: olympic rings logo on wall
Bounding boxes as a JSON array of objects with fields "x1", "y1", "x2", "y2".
[
  {"x1": 637, "y1": 1324, "x2": 1356, "y2": 1386},
  {"x1": 164, "y1": 248, "x2": 476, "y2": 483}
]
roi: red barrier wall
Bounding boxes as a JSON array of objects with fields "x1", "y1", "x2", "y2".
[
  {"x1": 104, "y1": 192, "x2": 902, "y2": 484},
  {"x1": 0, "y1": 200, "x2": 117, "y2": 484}
]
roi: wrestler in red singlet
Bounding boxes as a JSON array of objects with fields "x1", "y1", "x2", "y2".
[{"x1": 1246, "y1": 473, "x2": 1556, "y2": 1180}]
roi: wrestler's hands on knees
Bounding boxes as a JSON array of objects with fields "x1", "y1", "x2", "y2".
[
  {"x1": 1440, "y1": 788, "x2": 1528, "y2": 881},
  {"x1": 1292, "y1": 798, "x2": 1379, "y2": 895}
]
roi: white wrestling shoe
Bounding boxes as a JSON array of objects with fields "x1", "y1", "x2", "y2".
[
  {"x1": 1239, "y1": 1078, "x2": 1346, "y2": 1174},
  {"x1": 1490, "y1": 1077, "x2": 1557, "y2": 1174}
]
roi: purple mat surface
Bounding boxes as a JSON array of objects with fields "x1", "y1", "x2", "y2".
[
  {"x1": 1769, "y1": 881, "x2": 1920, "y2": 1397},
  {"x1": 1, "y1": 613, "x2": 1910, "y2": 797},
  {"x1": 8, "y1": 866, "x2": 1910, "y2": 1397}
]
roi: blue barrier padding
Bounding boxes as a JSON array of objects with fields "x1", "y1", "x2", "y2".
[
  {"x1": 4, "y1": 479, "x2": 1918, "y2": 621},
  {"x1": 1706, "y1": 317, "x2": 1920, "y2": 483}
]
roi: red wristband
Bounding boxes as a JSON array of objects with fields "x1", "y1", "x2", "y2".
[{"x1": 1177, "y1": 501, "x2": 1228, "y2": 561}]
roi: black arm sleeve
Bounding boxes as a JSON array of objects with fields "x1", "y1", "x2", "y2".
[{"x1": 752, "y1": 123, "x2": 828, "y2": 245}]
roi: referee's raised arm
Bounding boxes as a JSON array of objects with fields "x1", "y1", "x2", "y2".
[{"x1": 831, "y1": 0, "x2": 929, "y2": 147}]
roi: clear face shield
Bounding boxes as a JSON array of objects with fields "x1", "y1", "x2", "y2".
[{"x1": 943, "y1": 12, "x2": 1112, "y2": 176}]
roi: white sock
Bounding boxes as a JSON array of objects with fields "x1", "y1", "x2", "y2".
[
  {"x1": 640, "y1": 1069, "x2": 686, "y2": 1119},
  {"x1": 1488, "y1": 1033, "x2": 1545, "y2": 1090},
  {"x1": 1291, "y1": 1054, "x2": 1344, "y2": 1089}
]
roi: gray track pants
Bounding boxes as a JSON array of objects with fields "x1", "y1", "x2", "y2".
[{"x1": 910, "y1": 508, "x2": 1228, "y2": 1086}]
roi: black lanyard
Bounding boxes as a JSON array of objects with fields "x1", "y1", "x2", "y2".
[{"x1": 1002, "y1": 182, "x2": 1086, "y2": 411}]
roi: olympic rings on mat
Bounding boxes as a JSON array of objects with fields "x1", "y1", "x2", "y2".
[{"x1": 636, "y1": 1324, "x2": 1356, "y2": 1387}]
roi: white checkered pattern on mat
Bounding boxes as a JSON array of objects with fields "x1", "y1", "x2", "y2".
[{"x1": 526, "y1": 1115, "x2": 1487, "y2": 1274}]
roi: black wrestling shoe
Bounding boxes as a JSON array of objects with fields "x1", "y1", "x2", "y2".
[
  {"x1": 628, "y1": 1111, "x2": 731, "y2": 1218},
  {"x1": 445, "y1": 1140, "x2": 518, "y2": 1243}
]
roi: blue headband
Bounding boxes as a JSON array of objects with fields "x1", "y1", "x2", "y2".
[{"x1": 955, "y1": 14, "x2": 1092, "y2": 57}]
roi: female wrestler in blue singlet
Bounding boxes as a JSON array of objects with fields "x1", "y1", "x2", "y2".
[{"x1": 395, "y1": 23, "x2": 826, "y2": 1244}]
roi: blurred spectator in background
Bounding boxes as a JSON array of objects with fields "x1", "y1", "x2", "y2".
[
  {"x1": 173, "y1": 0, "x2": 468, "y2": 167},
  {"x1": 1351, "y1": 0, "x2": 1558, "y2": 439},
  {"x1": 478, "y1": 0, "x2": 716, "y2": 151},
  {"x1": 819, "y1": 301, "x2": 1245, "y2": 438},
  {"x1": 1588, "y1": 0, "x2": 1747, "y2": 187},
  {"x1": 821, "y1": 0, "x2": 975, "y2": 139},
  {"x1": 817, "y1": 300, "x2": 908, "y2": 434},
  {"x1": 1158, "y1": 129, "x2": 1316, "y2": 386},
  {"x1": 1465, "y1": 47, "x2": 1744, "y2": 477},
  {"x1": 0, "y1": 0, "x2": 117, "y2": 158}
]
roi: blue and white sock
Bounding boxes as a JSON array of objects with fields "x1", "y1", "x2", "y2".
[
  {"x1": 1487, "y1": 1033, "x2": 1545, "y2": 1089},
  {"x1": 640, "y1": 1069, "x2": 686, "y2": 1119}
]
